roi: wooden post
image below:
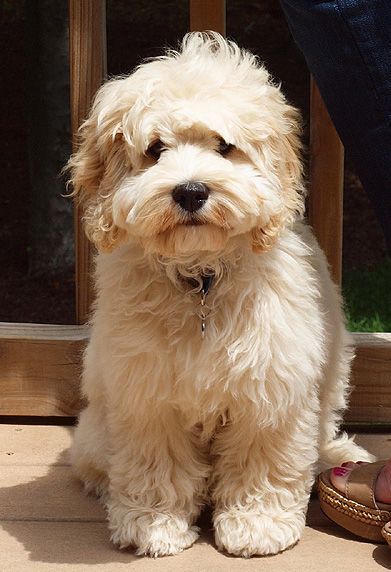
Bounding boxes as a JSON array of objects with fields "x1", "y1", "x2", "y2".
[
  {"x1": 69, "y1": 0, "x2": 107, "y2": 324},
  {"x1": 189, "y1": 0, "x2": 226, "y2": 35},
  {"x1": 309, "y1": 79, "x2": 344, "y2": 285}
]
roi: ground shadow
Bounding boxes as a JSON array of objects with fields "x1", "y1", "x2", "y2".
[{"x1": 373, "y1": 546, "x2": 391, "y2": 570}]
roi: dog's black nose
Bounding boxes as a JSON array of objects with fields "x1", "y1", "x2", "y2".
[{"x1": 172, "y1": 182, "x2": 210, "y2": 213}]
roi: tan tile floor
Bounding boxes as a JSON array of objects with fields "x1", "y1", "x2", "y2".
[{"x1": 1, "y1": 425, "x2": 390, "y2": 571}]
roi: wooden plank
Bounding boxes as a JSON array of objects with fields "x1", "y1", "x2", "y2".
[
  {"x1": 0, "y1": 324, "x2": 88, "y2": 416},
  {"x1": 1, "y1": 323, "x2": 389, "y2": 422},
  {"x1": 347, "y1": 333, "x2": 391, "y2": 424},
  {"x1": 309, "y1": 79, "x2": 344, "y2": 286},
  {"x1": 69, "y1": 0, "x2": 107, "y2": 324},
  {"x1": 189, "y1": 0, "x2": 226, "y2": 35}
]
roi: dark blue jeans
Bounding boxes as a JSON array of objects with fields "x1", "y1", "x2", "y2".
[{"x1": 280, "y1": 0, "x2": 391, "y2": 252}]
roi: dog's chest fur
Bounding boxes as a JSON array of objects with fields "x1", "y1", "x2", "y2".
[{"x1": 92, "y1": 227, "x2": 326, "y2": 427}]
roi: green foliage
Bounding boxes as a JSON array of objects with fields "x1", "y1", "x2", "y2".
[{"x1": 343, "y1": 258, "x2": 391, "y2": 332}]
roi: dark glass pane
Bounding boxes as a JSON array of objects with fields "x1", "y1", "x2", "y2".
[
  {"x1": 107, "y1": 0, "x2": 189, "y2": 76},
  {"x1": 0, "y1": 0, "x2": 75, "y2": 324},
  {"x1": 227, "y1": 0, "x2": 310, "y2": 137},
  {"x1": 342, "y1": 158, "x2": 390, "y2": 332}
]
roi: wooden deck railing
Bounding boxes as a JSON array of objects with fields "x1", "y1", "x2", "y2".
[
  {"x1": 69, "y1": 0, "x2": 106, "y2": 325},
  {"x1": 0, "y1": 0, "x2": 389, "y2": 424}
]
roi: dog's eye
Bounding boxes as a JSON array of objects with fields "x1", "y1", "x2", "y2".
[
  {"x1": 147, "y1": 140, "x2": 165, "y2": 161},
  {"x1": 218, "y1": 138, "x2": 233, "y2": 156}
]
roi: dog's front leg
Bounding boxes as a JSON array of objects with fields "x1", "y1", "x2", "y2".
[
  {"x1": 211, "y1": 406, "x2": 319, "y2": 557},
  {"x1": 106, "y1": 404, "x2": 209, "y2": 557}
]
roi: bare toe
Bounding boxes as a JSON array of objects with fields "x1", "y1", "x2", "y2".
[
  {"x1": 330, "y1": 460, "x2": 391, "y2": 505},
  {"x1": 329, "y1": 464, "x2": 356, "y2": 493}
]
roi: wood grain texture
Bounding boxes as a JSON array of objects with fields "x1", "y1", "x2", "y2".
[
  {"x1": 347, "y1": 333, "x2": 391, "y2": 424},
  {"x1": 0, "y1": 324, "x2": 88, "y2": 416},
  {"x1": 189, "y1": 0, "x2": 226, "y2": 34},
  {"x1": 69, "y1": 0, "x2": 107, "y2": 324},
  {"x1": 309, "y1": 79, "x2": 344, "y2": 286}
]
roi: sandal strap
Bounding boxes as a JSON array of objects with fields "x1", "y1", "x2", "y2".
[{"x1": 345, "y1": 460, "x2": 386, "y2": 509}]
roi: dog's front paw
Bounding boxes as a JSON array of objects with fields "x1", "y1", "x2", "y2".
[
  {"x1": 108, "y1": 502, "x2": 198, "y2": 557},
  {"x1": 214, "y1": 508, "x2": 305, "y2": 557}
]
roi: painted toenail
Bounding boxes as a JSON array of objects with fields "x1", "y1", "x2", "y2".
[{"x1": 332, "y1": 467, "x2": 349, "y2": 477}]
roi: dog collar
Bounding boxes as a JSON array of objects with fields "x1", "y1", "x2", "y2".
[
  {"x1": 184, "y1": 273, "x2": 214, "y2": 294},
  {"x1": 182, "y1": 273, "x2": 215, "y2": 339}
]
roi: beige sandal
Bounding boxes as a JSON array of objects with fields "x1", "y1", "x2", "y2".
[
  {"x1": 382, "y1": 521, "x2": 391, "y2": 546},
  {"x1": 317, "y1": 460, "x2": 391, "y2": 544}
]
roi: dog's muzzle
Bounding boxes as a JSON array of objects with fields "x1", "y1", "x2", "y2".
[{"x1": 172, "y1": 181, "x2": 210, "y2": 213}]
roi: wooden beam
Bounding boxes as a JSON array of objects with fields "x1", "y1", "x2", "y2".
[
  {"x1": 0, "y1": 324, "x2": 88, "y2": 416},
  {"x1": 1, "y1": 324, "x2": 390, "y2": 422},
  {"x1": 189, "y1": 0, "x2": 226, "y2": 35},
  {"x1": 69, "y1": 0, "x2": 107, "y2": 324},
  {"x1": 309, "y1": 79, "x2": 344, "y2": 286},
  {"x1": 347, "y1": 333, "x2": 391, "y2": 424}
]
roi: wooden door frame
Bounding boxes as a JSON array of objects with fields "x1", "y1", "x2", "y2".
[{"x1": 0, "y1": 0, "x2": 390, "y2": 424}]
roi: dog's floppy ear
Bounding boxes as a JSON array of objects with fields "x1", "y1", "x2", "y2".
[
  {"x1": 66, "y1": 79, "x2": 129, "y2": 252},
  {"x1": 251, "y1": 102, "x2": 306, "y2": 253},
  {"x1": 251, "y1": 215, "x2": 285, "y2": 254}
]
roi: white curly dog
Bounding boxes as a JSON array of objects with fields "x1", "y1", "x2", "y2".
[{"x1": 68, "y1": 32, "x2": 373, "y2": 558}]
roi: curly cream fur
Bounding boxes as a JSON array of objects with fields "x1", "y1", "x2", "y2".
[{"x1": 68, "y1": 33, "x2": 373, "y2": 558}]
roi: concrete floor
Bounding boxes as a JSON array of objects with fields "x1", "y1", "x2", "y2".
[{"x1": 0, "y1": 424, "x2": 390, "y2": 571}]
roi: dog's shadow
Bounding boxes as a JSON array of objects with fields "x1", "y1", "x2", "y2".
[{"x1": 0, "y1": 427, "x2": 215, "y2": 565}]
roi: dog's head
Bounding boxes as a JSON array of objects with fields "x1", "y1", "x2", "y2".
[{"x1": 67, "y1": 32, "x2": 305, "y2": 257}]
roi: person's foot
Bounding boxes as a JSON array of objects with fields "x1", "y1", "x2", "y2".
[{"x1": 330, "y1": 459, "x2": 391, "y2": 504}]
